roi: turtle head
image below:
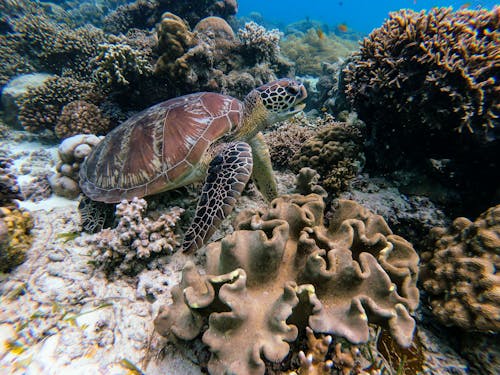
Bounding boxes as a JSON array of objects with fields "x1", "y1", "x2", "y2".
[{"x1": 244, "y1": 78, "x2": 308, "y2": 124}]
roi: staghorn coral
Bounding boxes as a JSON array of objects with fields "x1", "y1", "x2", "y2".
[
  {"x1": 0, "y1": 157, "x2": 23, "y2": 206},
  {"x1": 91, "y1": 42, "x2": 154, "y2": 93},
  {"x1": 238, "y1": 21, "x2": 282, "y2": 63},
  {"x1": 281, "y1": 28, "x2": 358, "y2": 76},
  {"x1": 49, "y1": 134, "x2": 103, "y2": 199},
  {"x1": 420, "y1": 204, "x2": 500, "y2": 331},
  {"x1": 0, "y1": 34, "x2": 35, "y2": 88},
  {"x1": 17, "y1": 76, "x2": 98, "y2": 135},
  {"x1": 155, "y1": 194, "x2": 419, "y2": 374},
  {"x1": 55, "y1": 100, "x2": 110, "y2": 139},
  {"x1": 88, "y1": 197, "x2": 184, "y2": 276},
  {"x1": 0, "y1": 206, "x2": 34, "y2": 273},
  {"x1": 290, "y1": 113, "x2": 365, "y2": 196}
]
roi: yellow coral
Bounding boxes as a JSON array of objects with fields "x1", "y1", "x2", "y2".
[{"x1": 0, "y1": 206, "x2": 34, "y2": 273}]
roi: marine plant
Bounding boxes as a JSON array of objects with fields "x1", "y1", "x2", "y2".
[{"x1": 155, "y1": 194, "x2": 419, "y2": 374}]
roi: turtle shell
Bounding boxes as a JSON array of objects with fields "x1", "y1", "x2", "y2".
[{"x1": 80, "y1": 92, "x2": 243, "y2": 203}]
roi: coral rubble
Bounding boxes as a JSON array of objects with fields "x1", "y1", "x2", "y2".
[
  {"x1": 88, "y1": 197, "x2": 184, "y2": 276},
  {"x1": 155, "y1": 194, "x2": 419, "y2": 374},
  {"x1": 420, "y1": 204, "x2": 500, "y2": 331}
]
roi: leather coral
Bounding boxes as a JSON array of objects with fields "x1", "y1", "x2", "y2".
[{"x1": 155, "y1": 194, "x2": 420, "y2": 374}]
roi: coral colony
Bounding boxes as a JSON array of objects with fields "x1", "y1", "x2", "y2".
[{"x1": 0, "y1": 1, "x2": 498, "y2": 374}]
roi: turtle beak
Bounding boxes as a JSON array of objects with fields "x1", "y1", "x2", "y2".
[{"x1": 289, "y1": 86, "x2": 308, "y2": 114}]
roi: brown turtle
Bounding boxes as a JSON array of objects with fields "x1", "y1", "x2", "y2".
[{"x1": 79, "y1": 78, "x2": 307, "y2": 252}]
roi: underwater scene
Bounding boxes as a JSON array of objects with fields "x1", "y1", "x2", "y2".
[{"x1": 0, "y1": 0, "x2": 498, "y2": 374}]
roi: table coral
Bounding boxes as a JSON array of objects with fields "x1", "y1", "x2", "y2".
[
  {"x1": 0, "y1": 206, "x2": 34, "y2": 273},
  {"x1": 420, "y1": 204, "x2": 500, "y2": 331},
  {"x1": 88, "y1": 197, "x2": 184, "y2": 276},
  {"x1": 155, "y1": 194, "x2": 419, "y2": 374},
  {"x1": 290, "y1": 114, "x2": 365, "y2": 196},
  {"x1": 55, "y1": 100, "x2": 110, "y2": 139}
]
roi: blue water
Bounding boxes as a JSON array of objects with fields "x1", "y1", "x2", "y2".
[{"x1": 238, "y1": 0, "x2": 498, "y2": 34}]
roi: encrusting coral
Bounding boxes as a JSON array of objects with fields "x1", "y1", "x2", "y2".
[
  {"x1": 55, "y1": 100, "x2": 110, "y2": 139},
  {"x1": 290, "y1": 113, "x2": 365, "y2": 196},
  {"x1": 88, "y1": 197, "x2": 184, "y2": 276},
  {"x1": 420, "y1": 204, "x2": 500, "y2": 332},
  {"x1": 155, "y1": 194, "x2": 419, "y2": 374}
]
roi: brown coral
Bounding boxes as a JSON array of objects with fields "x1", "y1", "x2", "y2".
[
  {"x1": 55, "y1": 100, "x2": 110, "y2": 139},
  {"x1": 290, "y1": 114, "x2": 365, "y2": 196},
  {"x1": 17, "y1": 76, "x2": 98, "y2": 134},
  {"x1": 420, "y1": 204, "x2": 500, "y2": 331},
  {"x1": 0, "y1": 206, "x2": 34, "y2": 273},
  {"x1": 264, "y1": 121, "x2": 318, "y2": 169},
  {"x1": 155, "y1": 194, "x2": 419, "y2": 374}
]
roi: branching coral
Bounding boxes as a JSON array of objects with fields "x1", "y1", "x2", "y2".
[
  {"x1": 344, "y1": 7, "x2": 499, "y2": 137},
  {"x1": 264, "y1": 121, "x2": 317, "y2": 169},
  {"x1": 420, "y1": 204, "x2": 500, "y2": 331},
  {"x1": 103, "y1": 0, "x2": 159, "y2": 35},
  {"x1": 155, "y1": 194, "x2": 419, "y2": 374},
  {"x1": 55, "y1": 100, "x2": 110, "y2": 139},
  {"x1": 290, "y1": 114, "x2": 365, "y2": 196},
  {"x1": 91, "y1": 42, "x2": 154, "y2": 92},
  {"x1": 88, "y1": 197, "x2": 184, "y2": 276},
  {"x1": 237, "y1": 21, "x2": 282, "y2": 63},
  {"x1": 17, "y1": 76, "x2": 98, "y2": 134},
  {"x1": 281, "y1": 28, "x2": 358, "y2": 76},
  {"x1": 0, "y1": 206, "x2": 33, "y2": 273},
  {"x1": 343, "y1": 8, "x2": 499, "y2": 205}
]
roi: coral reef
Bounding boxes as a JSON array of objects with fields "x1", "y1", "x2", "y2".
[
  {"x1": 0, "y1": 157, "x2": 23, "y2": 206},
  {"x1": 290, "y1": 113, "x2": 365, "y2": 196},
  {"x1": 157, "y1": 0, "x2": 237, "y2": 27},
  {"x1": 49, "y1": 134, "x2": 103, "y2": 199},
  {"x1": 103, "y1": 0, "x2": 159, "y2": 35},
  {"x1": 237, "y1": 21, "x2": 282, "y2": 63},
  {"x1": 264, "y1": 119, "x2": 317, "y2": 169},
  {"x1": 0, "y1": 206, "x2": 34, "y2": 273},
  {"x1": 91, "y1": 42, "x2": 154, "y2": 93},
  {"x1": 155, "y1": 194, "x2": 419, "y2": 374},
  {"x1": 17, "y1": 76, "x2": 98, "y2": 135},
  {"x1": 342, "y1": 8, "x2": 499, "y2": 213},
  {"x1": 420, "y1": 204, "x2": 500, "y2": 331},
  {"x1": 88, "y1": 198, "x2": 184, "y2": 276},
  {"x1": 55, "y1": 100, "x2": 110, "y2": 139},
  {"x1": 154, "y1": 15, "x2": 292, "y2": 98},
  {"x1": 281, "y1": 28, "x2": 358, "y2": 76}
]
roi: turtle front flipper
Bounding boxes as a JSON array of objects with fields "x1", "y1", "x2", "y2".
[
  {"x1": 248, "y1": 132, "x2": 278, "y2": 201},
  {"x1": 183, "y1": 142, "x2": 253, "y2": 253}
]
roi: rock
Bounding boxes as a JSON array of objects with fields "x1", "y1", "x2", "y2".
[
  {"x1": 48, "y1": 174, "x2": 81, "y2": 199},
  {"x1": 1, "y1": 73, "x2": 54, "y2": 128}
]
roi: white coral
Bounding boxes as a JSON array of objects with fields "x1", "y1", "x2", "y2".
[{"x1": 237, "y1": 21, "x2": 282, "y2": 61}]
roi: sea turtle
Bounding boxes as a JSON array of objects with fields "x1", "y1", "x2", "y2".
[{"x1": 79, "y1": 78, "x2": 307, "y2": 252}]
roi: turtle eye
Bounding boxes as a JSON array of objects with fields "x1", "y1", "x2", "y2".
[{"x1": 287, "y1": 85, "x2": 299, "y2": 95}]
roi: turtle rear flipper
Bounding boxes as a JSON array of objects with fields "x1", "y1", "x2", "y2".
[
  {"x1": 183, "y1": 142, "x2": 253, "y2": 253},
  {"x1": 79, "y1": 197, "x2": 115, "y2": 233}
]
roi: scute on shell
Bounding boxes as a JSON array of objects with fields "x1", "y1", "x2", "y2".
[{"x1": 80, "y1": 92, "x2": 243, "y2": 203}]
